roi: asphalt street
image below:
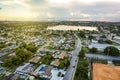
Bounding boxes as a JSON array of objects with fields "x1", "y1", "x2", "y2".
[{"x1": 63, "y1": 34, "x2": 81, "y2": 80}]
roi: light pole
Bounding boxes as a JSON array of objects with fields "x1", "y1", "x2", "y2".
[{"x1": 107, "y1": 49, "x2": 110, "y2": 64}]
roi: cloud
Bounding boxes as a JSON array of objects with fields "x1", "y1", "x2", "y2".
[
  {"x1": 0, "y1": 0, "x2": 16, "y2": 5},
  {"x1": 0, "y1": 0, "x2": 120, "y2": 21}
]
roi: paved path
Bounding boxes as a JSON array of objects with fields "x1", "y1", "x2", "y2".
[{"x1": 63, "y1": 34, "x2": 81, "y2": 80}]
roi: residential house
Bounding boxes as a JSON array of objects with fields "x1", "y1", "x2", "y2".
[
  {"x1": 50, "y1": 68, "x2": 66, "y2": 80},
  {"x1": 53, "y1": 51, "x2": 67, "y2": 59},
  {"x1": 14, "y1": 63, "x2": 35, "y2": 79},
  {"x1": 51, "y1": 59, "x2": 60, "y2": 67},
  {"x1": 59, "y1": 52, "x2": 67, "y2": 59},
  {"x1": 33, "y1": 64, "x2": 53, "y2": 79},
  {"x1": 29, "y1": 56, "x2": 41, "y2": 63}
]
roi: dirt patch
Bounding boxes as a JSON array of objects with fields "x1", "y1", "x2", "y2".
[{"x1": 93, "y1": 63, "x2": 120, "y2": 80}]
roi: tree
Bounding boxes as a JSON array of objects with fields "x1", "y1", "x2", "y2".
[
  {"x1": 34, "y1": 75, "x2": 43, "y2": 80},
  {"x1": 105, "y1": 40, "x2": 113, "y2": 44},
  {"x1": 90, "y1": 47, "x2": 98, "y2": 53},
  {"x1": 24, "y1": 51, "x2": 32, "y2": 59},
  {"x1": 15, "y1": 48, "x2": 32, "y2": 61},
  {"x1": 79, "y1": 47, "x2": 89, "y2": 58},
  {"x1": 88, "y1": 35, "x2": 94, "y2": 41},
  {"x1": 58, "y1": 72, "x2": 62, "y2": 77},
  {"x1": 40, "y1": 54, "x2": 53, "y2": 65},
  {"x1": 11, "y1": 56, "x2": 21, "y2": 65},
  {"x1": 19, "y1": 42, "x2": 27, "y2": 49},
  {"x1": 104, "y1": 46, "x2": 120, "y2": 56},
  {"x1": 0, "y1": 42, "x2": 6, "y2": 50},
  {"x1": 26, "y1": 45, "x2": 38, "y2": 53},
  {"x1": 100, "y1": 35, "x2": 106, "y2": 38},
  {"x1": 15, "y1": 48, "x2": 24, "y2": 55},
  {"x1": 2, "y1": 49, "x2": 32, "y2": 67},
  {"x1": 74, "y1": 61, "x2": 88, "y2": 80},
  {"x1": 16, "y1": 78, "x2": 24, "y2": 80},
  {"x1": 78, "y1": 31, "x2": 86, "y2": 38},
  {"x1": 2, "y1": 59, "x2": 12, "y2": 67},
  {"x1": 79, "y1": 49, "x2": 85, "y2": 58},
  {"x1": 98, "y1": 39, "x2": 104, "y2": 43},
  {"x1": 64, "y1": 57, "x2": 70, "y2": 68},
  {"x1": 59, "y1": 62, "x2": 65, "y2": 69}
]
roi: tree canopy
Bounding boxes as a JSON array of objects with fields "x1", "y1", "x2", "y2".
[
  {"x1": 90, "y1": 47, "x2": 98, "y2": 53},
  {"x1": 78, "y1": 31, "x2": 86, "y2": 38},
  {"x1": 2, "y1": 42, "x2": 34, "y2": 67},
  {"x1": 88, "y1": 35, "x2": 94, "y2": 41},
  {"x1": 104, "y1": 46, "x2": 120, "y2": 56}
]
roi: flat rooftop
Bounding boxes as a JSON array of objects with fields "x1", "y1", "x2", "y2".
[
  {"x1": 93, "y1": 63, "x2": 120, "y2": 80},
  {"x1": 47, "y1": 25, "x2": 97, "y2": 31},
  {"x1": 85, "y1": 53, "x2": 120, "y2": 61}
]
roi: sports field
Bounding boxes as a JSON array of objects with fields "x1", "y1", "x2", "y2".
[{"x1": 93, "y1": 63, "x2": 120, "y2": 80}]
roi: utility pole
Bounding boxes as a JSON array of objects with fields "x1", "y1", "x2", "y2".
[{"x1": 107, "y1": 49, "x2": 110, "y2": 57}]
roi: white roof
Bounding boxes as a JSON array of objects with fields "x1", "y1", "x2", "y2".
[
  {"x1": 89, "y1": 43, "x2": 120, "y2": 50},
  {"x1": 16, "y1": 63, "x2": 34, "y2": 73},
  {"x1": 50, "y1": 68, "x2": 66, "y2": 80},
  {"x1": 16, "y1": 63, "x2": 30, "y2": 71},
  {"x1": 89, "y1": 43, "x2": 110, "y2": 50}
]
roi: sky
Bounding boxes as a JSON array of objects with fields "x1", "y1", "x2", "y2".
[{"x1": 0, "y1": 0, "x2": 120, "y2": 21}]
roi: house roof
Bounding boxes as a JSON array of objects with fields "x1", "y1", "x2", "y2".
[
  {"x1": 51, "y1": 68, "x2": 66, "y2": 80},
  {"x1": 44, "y1": 66, "x2": 53, "y2": 76},
  {"x1": 59, "y1": 52, "x2": 66, "y2": 59},
  {"x1": 29, "y1": 56, "x2": 40, "y2": 63},
  {"x1": 34, "y1": 64, "x2": 53, "y2": 77},
  {"x1": 16, "y1": 63, "x2": 34, "y2": 73},
  {"x1": 51, "y1": 59, "x2": 60, "y2": 66}
]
